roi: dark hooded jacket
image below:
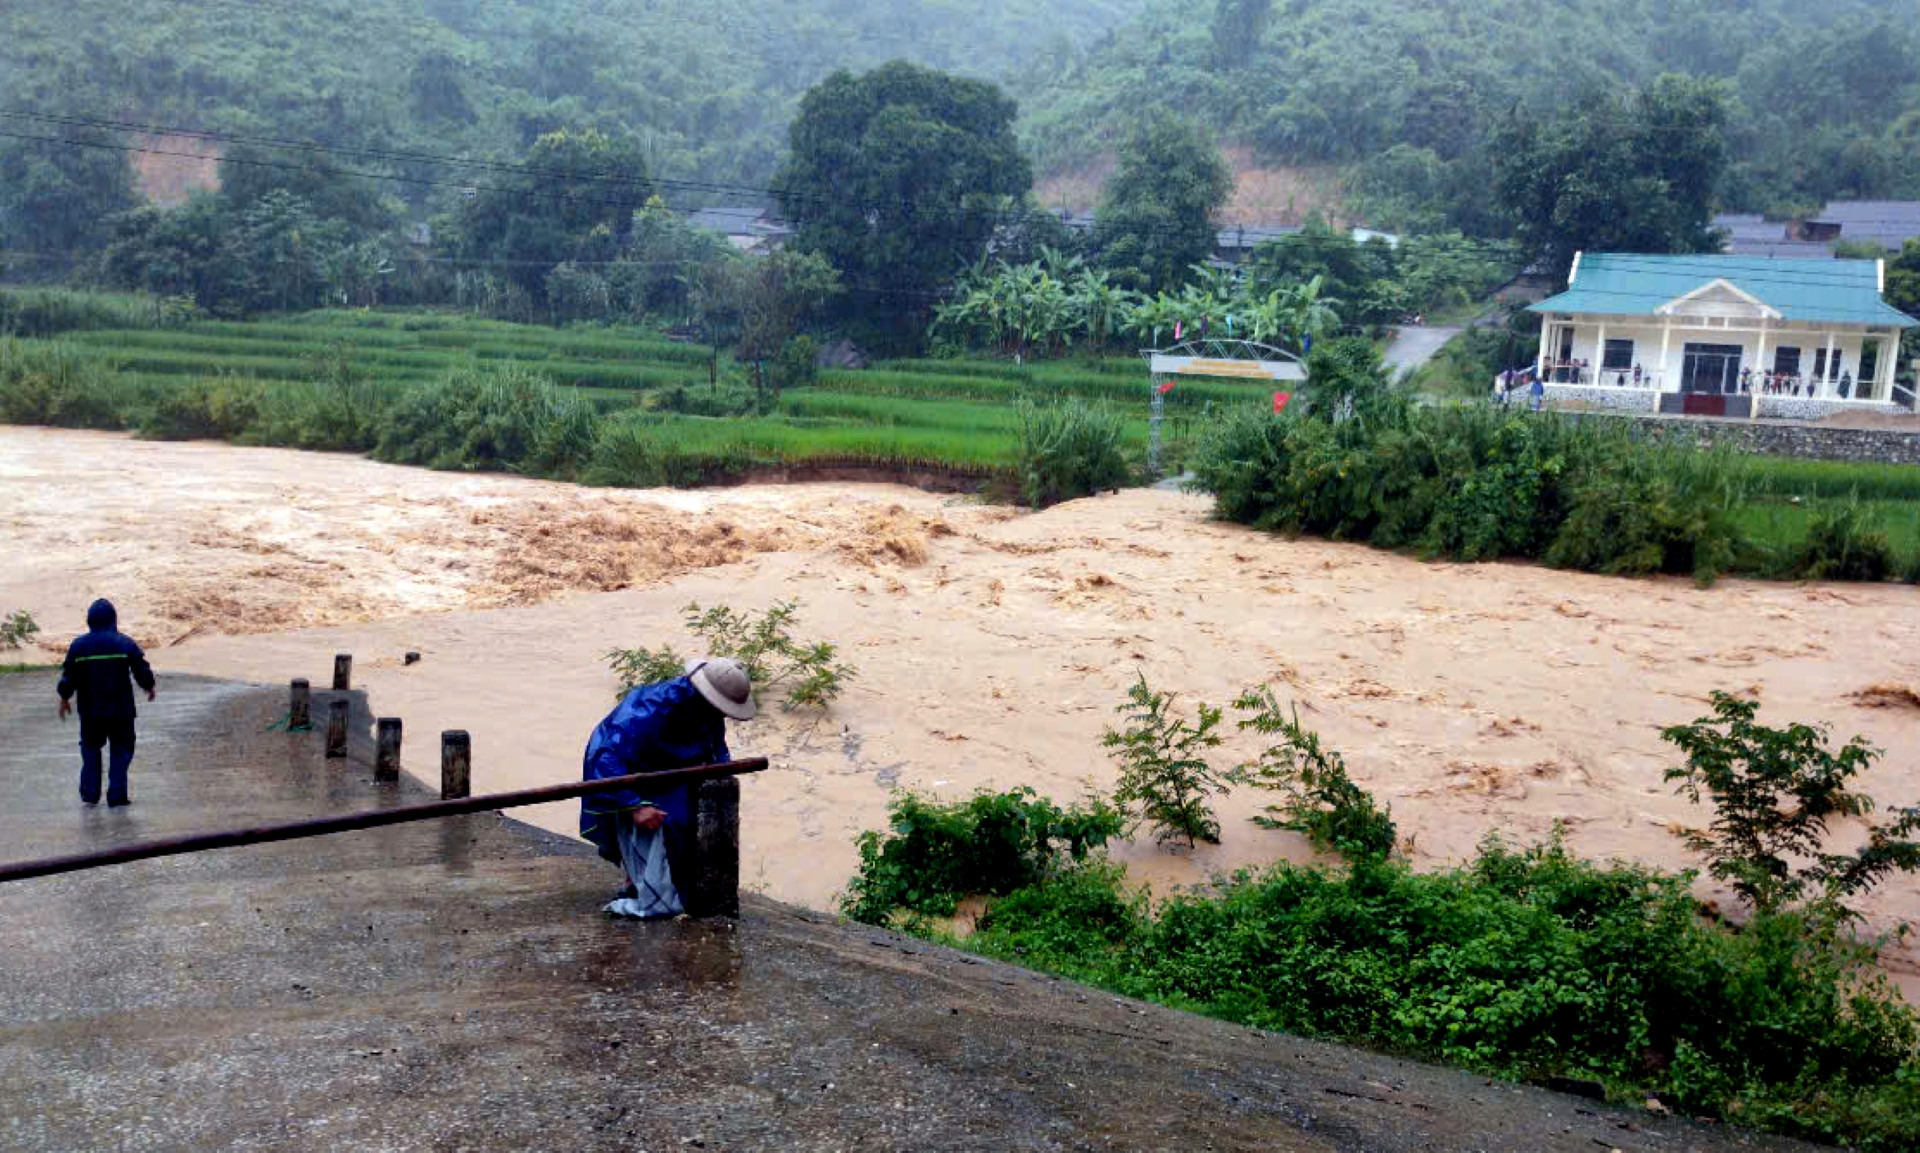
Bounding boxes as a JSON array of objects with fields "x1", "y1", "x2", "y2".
[
  {"x1": 579, "y1": 677, "x2": 729, "y2": 862},
  {"x1": 56, "y1": 600, "x2": 155, "y2": 723}
]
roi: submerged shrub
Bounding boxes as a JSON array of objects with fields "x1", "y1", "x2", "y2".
[
  {"x1": 0, "y1": 339, "x2": 128, "y2": 430},
  {"x1": 1233, "y1": 686, "x2": 1397, "y2": 859},
  {"x1": 1014, "y1": 396, "x2": 1130, "y2": 508},
  {"x1": 606, "y1": 600, "x2": 855, "y2": 713},
  {"x1": 1190, "y1": 380, "x2": 1745, "y2": 583},
  {"x1": 1792, "y1": 501, "x2": 1896, "y2": 582},
  {"x1": 841, "y1": 787, "x2": 1125, "y2": 924},
  {"x1": 374, "y1": 364, "x2": 595, "y2": 476}
]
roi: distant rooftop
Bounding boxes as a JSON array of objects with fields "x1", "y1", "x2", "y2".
[{"x1": 1715, "y1": 200, "x2": 1920, "y2": 257}]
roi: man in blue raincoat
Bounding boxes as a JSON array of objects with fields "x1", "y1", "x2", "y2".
[
  {"x1": 56, "y1": 599, "x2": 157, "y2": 807},
  {"x1": 580, "y1": 657, "x2": 755, "y2": 917}
]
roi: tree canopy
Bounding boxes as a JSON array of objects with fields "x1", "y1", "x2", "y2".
[
  {"x1": 1092, "y1": 110, "x2": 1232, "y2": 293},
  {"x1": 777, "y1": 61, "x2": 1032, "y2": 339},
  {"x1": 1492, "y1": 77, "x2": 1731, "y2": 279}
]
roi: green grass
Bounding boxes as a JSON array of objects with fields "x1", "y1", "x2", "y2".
[
  {"x1": 1735, "y1": 456, "x2": 1920, "y2": 503},
  {"x1": 1732, "y1": 498, "x2": 1920, "y2": 560}
]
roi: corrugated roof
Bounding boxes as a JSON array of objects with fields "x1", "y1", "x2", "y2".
[
  {"x1": 1531, "y1": 253, "x2": 1915, "y2": 327},
  {"x1": 686, "y1": 205, "x2": 766, "y2": 234},
  {"x1": 1816, "y1": 201, "x2": 1920, "y2": 251}
]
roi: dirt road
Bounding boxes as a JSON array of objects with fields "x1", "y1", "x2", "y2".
[{"x1": 5, "y1": 426, "x2": 1917, "y2": 988}]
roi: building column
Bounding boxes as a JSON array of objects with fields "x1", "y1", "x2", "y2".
[
  {"x1": 1535, "y1": 320, "x2": 1551, "y2": 380},
  {"x1": 1593, "y1": 322, "x2": 1607, "y2": 385},
  {"x1": 1823, "y1": 329, "x2": 1838, "y2": 397},
  {"x1": 1658, "y1": 318, "x2": 1673, "y2": 392},
  {"x1": 1754, "y1": 322, "x2": 1770, "y2": 418}
]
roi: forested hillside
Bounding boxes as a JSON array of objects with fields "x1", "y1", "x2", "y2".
[
  {"x1": 0, "y1": 0, "x2": 1142, "y2": 194},
  {"x1": 1021, "y1": 0, "x2": 1920, "y2": 222}
]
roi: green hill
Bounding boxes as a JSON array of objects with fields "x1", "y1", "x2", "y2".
[
  {"x1": 0, "y1": 0, "x2": 1143, "y2": 196},
  {"x1": 1018, "y1": 0, "x2": 1920, "y2": 220}
]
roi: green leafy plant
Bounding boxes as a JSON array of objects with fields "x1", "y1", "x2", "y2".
[
  {"x1": 1013, "y1": 395, "x2": 1131, "y2": 508},
  {"x1": 1791, "y1": 501, "x2": 1896, "y2": 582},
  {"x1": 0, "y1": 610, "x2": 38, "y2": 650},
  {"x1": 1232, "y1": 685, "x2": 1397, "y2": 859},
  {"x1": 841, "y1": 787, "x2": 1125, "y2": 924},
  {"x1": 1662, "y1": 691, "x2": 1920, "y2": 916},
  {"x1": 1103, "y1": 673, "x2": 1228, "y2": 847},
  {"x1": 606, "y1": 600, "x2": 854, "y2": 712}
]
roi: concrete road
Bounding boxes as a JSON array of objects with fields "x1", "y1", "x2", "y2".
[
  {"x1": 0, "y1": 670, "x2": 1813, "y2": 1151},
  {"x1": 1382, "y1": 324, "x2": 1464, "y2": 380}
]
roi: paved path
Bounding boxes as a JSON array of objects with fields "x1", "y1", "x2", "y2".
[
  {"x1": 0, "y1": 670, "x2": 1811, "y2": 1151},
  {"x1": 1382, "y1": 325, "x2": 1464, "y2": 380}
]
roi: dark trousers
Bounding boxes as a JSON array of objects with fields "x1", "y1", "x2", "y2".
[{"x1": 79, "y1": 717, "x2": 136, "y2": 805}]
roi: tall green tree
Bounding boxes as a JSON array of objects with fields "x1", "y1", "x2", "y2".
[
  {"x1": 1492, "y1": 76, "x2": 1730, "y2": 280},
  {"x1": 454, "y1": 127, "x2": 652, "y2": 294},
  {"x1": 0, "y1": 130, "x2": 139, "y2": 263},
  {"x1": 1211, "y1": 0, "x2": 1273, "y2": 70},
  {"x1": 1093, "y1": 110, "x2": 1233, "y2": 294},
  {"x1": 776, "y1": 61, "x2": 1032, "y2": 341}
]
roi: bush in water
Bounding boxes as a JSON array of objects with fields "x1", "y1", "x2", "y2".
[{"x1": 1014, "y1": 395, "x2": 1130, "y2": 508}]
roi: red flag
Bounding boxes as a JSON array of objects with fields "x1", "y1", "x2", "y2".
[
  {"x1": 1273, "y1": 391, "x2": 1292, "y2": 414},
  {"x1": 1158, "y1": 381, "x2": 1176, "y2": 394}
]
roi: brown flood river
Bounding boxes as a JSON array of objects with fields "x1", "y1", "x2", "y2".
[{"x1": 5, "y1": 425, "x2": 1918, "y2": 995}]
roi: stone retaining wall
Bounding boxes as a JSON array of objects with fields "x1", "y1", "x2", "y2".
[
  {"x1": 1540, "y1": 384, "x2": 1659, "y2": 413},
  {"x1": 1605, "y1": 416, "x2": 1920, "y2": 465},
  {"x1": 1754, "y1": 395, "x2": 1907, "y2": 422}
]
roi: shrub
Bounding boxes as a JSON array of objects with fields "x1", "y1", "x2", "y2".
[
  {"x1": 374, "y1": 364, "x2": 595, "y2": 476},
  {"x1": 1, "y1": 610, "x2": 39, "y2": 650},
  {"x1": 142, "y1": 377, "x2": 268, "y2": 441},
  {"x1": 1189, "y1": 390, "x2": 1744, "y2": 584},
  {"x1": 1792, "y1": 501, "x2": 1896, "y2": 582},
  {"x1": 1014, "y1": 396, "x2": 1131, "y2": 508},
  {"x1": 841, "y1": 787, "x2": 1126, "y2": 924},
  {"x1": 0, "y1": 339, "x2": 128, "y2": 430},
  {"x1": 1232, "y1": 686, "x2": 1397, "y2": 859},
  {"x1": 606, "y1": 600, "x2": 854, "y2": 712},
  {"x1": 1103, "y1": 673, "x2": 1229, "y2": 848},
  {"x1": 1662, "y1": 691, "x2": 1920, "y2": 916}
]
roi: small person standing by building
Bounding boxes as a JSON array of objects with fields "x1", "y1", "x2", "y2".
[
  {"x1": 1529, "y1": 373, "x2": 1545, "y2": 412},
  {"x1": 56, "y1": 599, "x2": 155, "y2": 808}
]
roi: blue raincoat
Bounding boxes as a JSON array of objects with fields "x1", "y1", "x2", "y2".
[{"x1": 579, "y1": 677, "x2": 729, "y2": 863}]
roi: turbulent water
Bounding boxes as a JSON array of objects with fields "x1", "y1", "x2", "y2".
[{"x1": 6, "y1": 425, "x2": 1918, "y2": 995}]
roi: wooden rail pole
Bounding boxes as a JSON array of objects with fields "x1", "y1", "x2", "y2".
[
  {"x1": 441, "y1": 731, "x2": 471, "y2": 800},
  {"x1": 689, "y1": 775, "x2": 741, "y2": 918},
  {"x1": 289, "y1": 679, "x2": 311, "y2": 730},
  {"x1": 0, "y1": 759, "x2": 768, "y2": 886},
  {"x1": 375, "y1": 718, "x2": 402, "y2": 782},
  {"x1": 325, "y1": 699, "x2": 349, "y2": 759},
  {"x1": 332, "y1": 653, "x2": 352, "y2": 691}
]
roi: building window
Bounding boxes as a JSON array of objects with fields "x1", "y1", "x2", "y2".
[
  {"x1": 1861, "y1": 339, "x2": 1881, "y2": 386},
  {"x1": 1812, "y1": 348, "x2": 1843, "y2": 379},
  {"x1": 1602, "y1": 339, "x2": 1635, "y2": 371},
  {"x1": 1773, "y1": 347, "x2": 1801, "y2": 376}
]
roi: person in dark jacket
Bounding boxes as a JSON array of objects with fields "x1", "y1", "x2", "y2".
[
  {"x1": 56, "y1": 599, "x2": 156, "y2": 807},
  {"x1": 580, "y1": 657, "x2": 755, "y2": 916}
]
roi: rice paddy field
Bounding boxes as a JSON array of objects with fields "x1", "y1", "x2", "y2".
[{"x1": 0, "y1": 300, "x2": 1239, "y2": 477}]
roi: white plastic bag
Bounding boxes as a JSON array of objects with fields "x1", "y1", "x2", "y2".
[{"x1": 603, "y1": 820, "x2": 683, "y2": 919}]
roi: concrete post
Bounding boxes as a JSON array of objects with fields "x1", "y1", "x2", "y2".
[
  {"x1": 325, "y1": 699, "x2": 349, "y2": 759},
  {"x1": 375, "y1": 718, "x2": 402, "y2": 782},
  {"x1": 688, "y1": 775, "x2": 741, "y2": 918},
  {"x1": 332, "y1": 653, "x2": 352, "y2": 692},
  {"x1": 441, "y1": 731, "x2": 471, "y2": 800},
  {"x1": 289, "y1": 679, "x2": 311, "y2": 730}
]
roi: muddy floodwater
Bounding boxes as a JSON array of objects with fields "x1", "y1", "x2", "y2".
[{"x1": 5, "y1": 425, "x2": 1918, "y2": 991}]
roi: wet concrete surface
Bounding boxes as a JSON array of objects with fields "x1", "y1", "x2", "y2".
[{"x1": 0, "y1": 671, "x2": 1815, "y2": 1151}]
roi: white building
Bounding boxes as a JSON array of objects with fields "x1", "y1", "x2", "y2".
[{"x1": 1523, "y1": 253, "x2": 1916, "y2": 418}]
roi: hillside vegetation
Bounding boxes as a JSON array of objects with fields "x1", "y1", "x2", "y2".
[
  {"x1": 0, "y1": 0, "x2": 1143, "y2": 193},
  {"x1": 1023, "y1": 0, "x2": 1920, "y2": 222}
]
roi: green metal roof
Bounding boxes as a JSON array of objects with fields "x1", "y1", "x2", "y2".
[{"x1": 1529, "y1": 253, "x2": 1916, "y2": 327}]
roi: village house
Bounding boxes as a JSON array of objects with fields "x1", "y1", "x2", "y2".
[{"x1": 1524, "y1": 252, "x2": 1916, "y2": 418}]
